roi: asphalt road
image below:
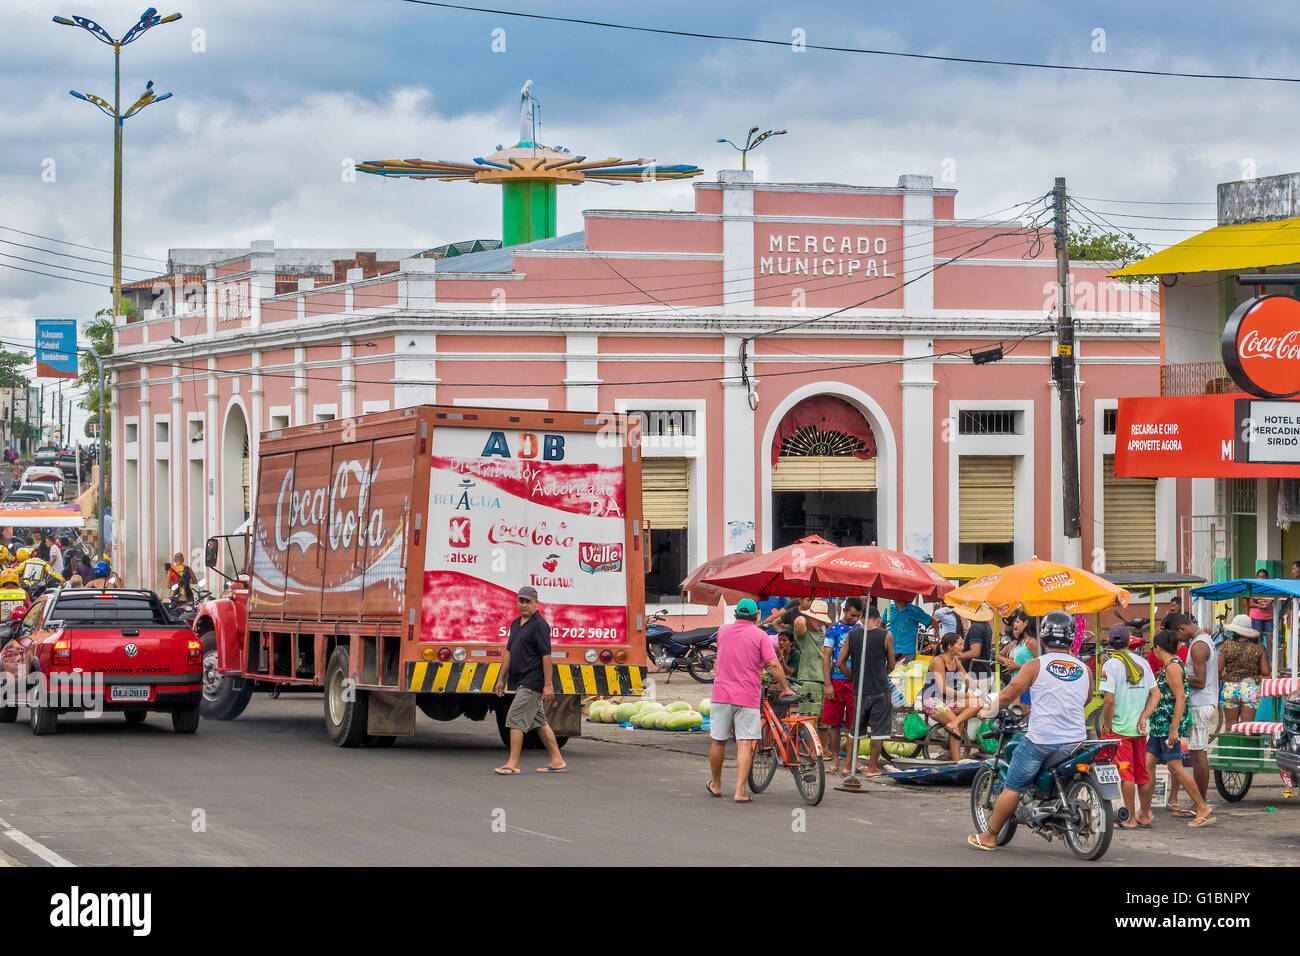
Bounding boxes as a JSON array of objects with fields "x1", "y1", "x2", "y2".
[{"x1": 0, "y1": 695, "x2": 1296, "y2": 866}]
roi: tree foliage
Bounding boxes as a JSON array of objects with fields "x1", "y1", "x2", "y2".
[
  {"x1": 78, "y1": 299, "x2": 127, "y2": 438},
  {"x1": 1068, "y1": 224, "x2": 1151, "y2": 268}
]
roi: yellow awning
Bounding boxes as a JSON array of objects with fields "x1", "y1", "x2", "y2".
[
  {"x1": 928, "y1": 563, "x2": 1002, "y2": 583},
  {"x1": 1110, "y1": 216, "x2": 1300, "y2": 276}
]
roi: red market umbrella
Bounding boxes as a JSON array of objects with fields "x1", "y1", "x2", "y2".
[
  {"x1": 678, "y1": 552, "x2": 757, "y2": 605},
  {"x1": 784, "y1": 545, "x2": 955, "y2": 602},
  {"x1": 702, "y1": 535, "x2": 839, "y2": 598}
]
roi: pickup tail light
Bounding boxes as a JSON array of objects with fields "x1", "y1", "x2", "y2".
[
  {"x1": 52, "y1": 640, "x2": 71, "y2": 665},
  {"x1": 187, "y1": 639, "x2": 202, "y2": 665}
]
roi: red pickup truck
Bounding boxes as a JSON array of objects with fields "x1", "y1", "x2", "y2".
[{"x1": 0, "y1": 587, "x2": 203, "y2": 735}]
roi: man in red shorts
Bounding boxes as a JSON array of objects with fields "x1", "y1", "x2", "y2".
[
  {"x1": 821, "y1": 596, "x2": 864, "y2": 774},
  {"x1": 1099, "y1": 623, "x2": 1158, "y2": 828}
]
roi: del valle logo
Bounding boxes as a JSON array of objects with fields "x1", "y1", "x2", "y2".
[
  {"x1": 1223, "y1": 295, "x2": 1300, "y2": 399},
  {"x1": 578, "y1": 542, "x2": 623, "y2": 573}
]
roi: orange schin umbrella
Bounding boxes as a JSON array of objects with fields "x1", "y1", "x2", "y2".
[{"x1": 945, "y1": 557, "x2": 1130, "y2": 618}]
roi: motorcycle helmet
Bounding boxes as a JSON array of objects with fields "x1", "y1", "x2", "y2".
[
  {"x1": 93, "y1": 560, "x2": 111, "y2": 579},
  {"x1": 0, "y1": 569, "x2": 18, "y2": 588},
  {"x1": 15, "y1": 548, "x2": 28, "y2": 563},
  {"x1": 1040, "y1": 610, "x2": 1075, "y2": 649}
]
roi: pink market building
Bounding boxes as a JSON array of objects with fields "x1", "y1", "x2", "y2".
[{"x1": 110, "y1": 169, "x2": 1161, "y2": 610}]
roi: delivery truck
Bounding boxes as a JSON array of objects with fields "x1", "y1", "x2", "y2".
[{"x1": 195, "y1": 405, "x2": 648, "y2": 747}]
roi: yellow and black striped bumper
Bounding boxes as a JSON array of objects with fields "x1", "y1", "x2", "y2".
[{"x1": 405, "y1": 662, "x2": 646, "y2": 696}]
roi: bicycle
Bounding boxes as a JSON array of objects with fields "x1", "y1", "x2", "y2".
[{"x1": 748, "y1": 681, "x2": 826, "y2": 805}]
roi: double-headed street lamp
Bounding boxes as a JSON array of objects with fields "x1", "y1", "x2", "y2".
[
  {"x1": 54, "y1": 7, "x2": 181, "y2": 326},
  {"x1": 716, "y1": 127, "x2": 787, "y2": 171},
  {"x1": 54, "y1": 7, "x2": 180, "y2": 554}
]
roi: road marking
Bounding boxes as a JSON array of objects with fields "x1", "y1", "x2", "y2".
[
  {"x1": 0, "y1": 816, "x2": 75, "y2": 867},
  {"x1": 507, "y1": 826, "x2": 572, "y2": 844}
]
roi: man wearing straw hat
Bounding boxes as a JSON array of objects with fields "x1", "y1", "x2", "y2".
[{"x1": 793, "y1": 599, "x2": 834, "y2": 723}]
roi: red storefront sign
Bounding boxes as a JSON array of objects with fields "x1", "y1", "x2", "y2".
[{"x1": 1115, "y1": 394, "x2": 1300, "y2": 477}]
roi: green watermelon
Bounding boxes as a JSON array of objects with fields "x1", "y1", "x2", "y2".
[
  {"x1": 698, "y1": 699, "x2": 711, "y2": 716},
  {"x1": 614, "y1": 702, "x2": 641, "y2": 723},
  {"x1": 665, "y1": 701, "x2": 691, "y2": 713},
  {"x1": 654, "y1": 712, "x2": 673, "y2": 729}
]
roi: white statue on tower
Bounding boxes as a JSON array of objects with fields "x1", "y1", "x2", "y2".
[{"x1": 518, "y1": 79, "x2": 539, "y2": 148}]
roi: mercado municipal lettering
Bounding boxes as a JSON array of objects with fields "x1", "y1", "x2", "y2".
[{"x1": 760, "y1": 233, "x2": 896, "y2": 277}]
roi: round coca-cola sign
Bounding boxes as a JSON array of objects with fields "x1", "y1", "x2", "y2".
[{"x1": 1221, "y1": 295, "x2": 1300, "y2": 399}]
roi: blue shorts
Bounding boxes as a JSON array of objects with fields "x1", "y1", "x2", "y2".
[
  {"x1": 1146, "y1": 734, "x2": 1189, "y2": 764},
  {"x1": 1004, "y1": 739, "x2": 1061, "y2": 792}
]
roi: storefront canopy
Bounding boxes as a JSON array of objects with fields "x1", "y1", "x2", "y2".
[
  {"x1": 1110, "y1": 216, "x2": 1300, "y2": 276},
  {"x1": 0, "y1": 502, "x2": 84, "y2": 529}
]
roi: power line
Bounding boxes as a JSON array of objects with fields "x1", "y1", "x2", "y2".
[
  {"x1": 399, "y1": 0, "x2": 1300, "y2": 85},
  {"x1": 0, "y1": 224, "x2": 166, "y2": 266},
  {"x1": 0, "y1": 259, "x2": 109, "y2": 288},
  {"x1": 1072, "y1": 195, "x2": 1216, "y2": 207},
  {"x1": 0, "y1": 237, "x2": 159, "y2": 274}
]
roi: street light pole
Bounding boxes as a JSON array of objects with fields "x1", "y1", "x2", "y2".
[
  {"x1": 79, "y1": 347, "x2": 107, "y2": 554},
  {"x1": 54, "y1": 8, "x2": 181, "y2": 328},
  {"x1": 716, "y1": 127, "x2": 788, "y2": 171}
]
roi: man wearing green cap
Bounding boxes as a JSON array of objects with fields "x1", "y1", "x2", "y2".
[{"x1": 707, "y1": 598, "x2": 793, "y2": 802}]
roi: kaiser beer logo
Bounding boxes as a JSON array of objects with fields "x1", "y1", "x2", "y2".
[
  {"x1": 448, "y1": 517, "x2": 471, "y2": 548},
  {"x1": 1222, "y1": 295, "x2": 1300, "y2": 399},
  {"x1": 578, "y1": 542, "x2": 623, "y2": 574}
]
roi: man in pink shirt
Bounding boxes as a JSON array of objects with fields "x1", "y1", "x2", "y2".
[{"x1": 707, "y1": 598, "x2": 794, "y2": 803}]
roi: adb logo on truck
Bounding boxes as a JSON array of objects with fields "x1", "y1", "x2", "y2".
[{"x1": 481, "y1": 431, "x2": 565, "y2": 461}]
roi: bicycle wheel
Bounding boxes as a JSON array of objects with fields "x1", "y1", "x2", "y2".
[
  {"x1": 748, "y1": 724, "x2": 780, "y2": 794},
  {"x1": 1214, "y1": 769, "x2": 1252, "y2": 803},
  {"x1": 922, "y1": 722, "x2": 955, "y2": 761},
  {"x1": 791, "y1": 721, "x2": 826, "y2": 806}
]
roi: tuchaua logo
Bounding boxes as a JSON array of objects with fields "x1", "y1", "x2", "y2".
[
  {"x1": 49, "y1": 885, "x2": 151, "y2": 937},
  {"x1": 1046, "y1": 660, "x2": 1085, "y2": 682}
]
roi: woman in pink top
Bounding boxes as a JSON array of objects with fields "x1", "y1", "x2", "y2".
[{"x1": 1247, "y1": 569, "x2": 1274, "y2": 644}]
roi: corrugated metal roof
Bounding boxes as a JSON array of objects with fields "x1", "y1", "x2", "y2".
[{"x1": 433, "y1": 232, "x2": 585, "y2": 273}]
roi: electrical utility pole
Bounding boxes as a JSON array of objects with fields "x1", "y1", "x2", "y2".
[{"x1": 1053, "y1": 177, "x2": 1083, "y2": 567}]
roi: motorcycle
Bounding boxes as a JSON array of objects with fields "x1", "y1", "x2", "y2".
[
  {"x1": 169, "y1": 580, "x2": 213, "y2": 626},
  {"x1": 646, "y1": 608, "x2": 717, "y2": 684},
  {"x1": 970, "y1": 704, "x2": 1126, "y2": 861}
]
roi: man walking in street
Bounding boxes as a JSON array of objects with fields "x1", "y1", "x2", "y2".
[
  {"x1": 707, "y1": 598, "x2": 793, "y2": 802},
  {"x1": 1099, "y1": 623, "x2": 1157, "y2": 828},
  {"x1": 1175, "y1": 612, "x2": 1218, "y2": 810},
  {"x1": 822, "y1": 596, "x2": 864, "y2": 774},
  {"x1": 836, "y1": 605, "x2": 896, "y2": 776},
  {"x1": 493, "y1": 586, "x2": 566, "y2": 775}
]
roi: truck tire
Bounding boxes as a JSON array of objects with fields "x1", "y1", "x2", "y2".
[
  {"x1": 324, "y1": 646, "x2": 369, "y2": 748},
  {"x1": 171, "y1": 703, "x2": 201, "y2": 734},
  {"x1": 124, "y1": 710, "x2": 147, "y2": 726},
  {"x1": 199, "y1": 633, "x2": 253, "y2": 721},
  {"x1": 494, "y1": 700, "x2": 568, "y2": 750},
  {"x1": 28, "y1": 677, "x2": 57, "y2": 737}
]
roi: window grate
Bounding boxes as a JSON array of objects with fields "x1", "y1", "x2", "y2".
[
  {"x1": 958, "y1": 410, "x2": 1019, "y2": 435},
  {"x1": 629, "y1": 409, "x2": 696, "y2": 437},
  {"x1": 780, "y1": 426, "x2": 866, "y2": 458},
  {"x1": 1103, "y1": 408, "x2": 1118, "y2": 435}
]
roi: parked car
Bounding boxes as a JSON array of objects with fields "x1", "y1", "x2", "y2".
[
  {"x1": 19, "y1": 482, "x2": 60, "y2": 500},
  {"x1": 33, "y1": 447, "x2": 58, "y2": 467},
  {"x1": 0, "y1": 587, "x2": 202, "y2": 734},
  {"x1": 57, "y1": 453, "x2": 78, "y2": 479},
  {"x1": 2, "y1": 490, "x2": 53, "y2": 504},
  {"x1": 20, "y1": 468, "x2": 63, "y2": 496}
]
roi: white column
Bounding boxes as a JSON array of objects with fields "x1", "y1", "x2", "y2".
[
  {"x1": 900, "y1": 337, "x2": 936, "y2": 559},
  {"x1": 1049, "y1": 380, "x2": 1063, "y2": 562},
  {"x1": 109, "y1": 373, "x2": 122, "y2": 569},
  {"x1": 722, "y1": 335, "x2": 756, "y2": 551},
  {"x1": 1260, "y1": 478, "x2": 1281, "y2": 569},
  {"x1": 393, "y1": 332, "x2": 439, "y2": 408},
  {"x1": 205, "y1": 360, "x2": 219, "y2": 536},
  {"x1": 720, "y1": 170, "x2": 754, "y2": 316},
  {"x1": 170, "y1": 362, "x2": 184, "y2": 558},
  {"x1": 338, "y1": 340, "x2": 356, "y2": 419},
  {"x1": 900, "y1": 175, "x2": 935, "y2": 318},
  {"x1": 249, "y1": 351, "x2": 263, "y2": 512},
  {"x1": 564, "y1": 334, "x2": 600, "y2": 411},
  {"x1": 137, "y1": 384, "x2": 152, "y2": 586},
  {"x1": 248, "y1": 240, "x2": 275, "y2": 331},
  {"x1": 292, "y1": 347, "x2": 308, "y2": 424},
  {"x1": 204, "y1": 265, "x2": 217, "y2": 337}
]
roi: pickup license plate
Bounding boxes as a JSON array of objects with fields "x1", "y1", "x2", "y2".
[
  {"x1": 1093, "y1": 764, "x2": 1121, "y2": 785},
  {"x1": 109, "y1": 686, "x2": 150, "y2": 702}
]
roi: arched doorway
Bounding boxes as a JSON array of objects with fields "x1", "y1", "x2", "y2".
[
  {"x1": 221, "y1": 402, "x2": 250, "y2": 535},
  {"x1": 770, "y1": 395, "x2": 878, "y2": 548}
]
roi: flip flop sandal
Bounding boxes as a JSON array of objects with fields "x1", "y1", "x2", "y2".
[
  {"x1": 1135, "y1": 821, "x2": 1154, "y2": 829},
  {"x1": 967, "y1": 833, "x2": 996, "y2": 852},
  {"x1": 734, "y1": 796, "x2": 753, "y2": 804},
  {"x1": 535, "y1": 766, "x2": 567, "y2": 773},
  {"x1": 705, "y1": 780, "x2": 722, "y2": 798},
  {"x1": 1188, "y1": 816, "x2": 1217, "y2": 828},
  {"x1": 493, "y1": 766, "x2": 521, "y2": 775},
  {"x1": 1171, "y1": 809, "x2": 1197, "y2": 818}
]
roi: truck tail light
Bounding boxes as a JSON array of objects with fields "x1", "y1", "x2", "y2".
[
  {"x1": 598, "y1": 649, "x2": 614, "y2": 664},
  {"x1": 584, "y1": 649, "x2": 599, "y2": 664},
  {"x1": 187, "y1": 639, "x2": 202, "y2": 665},
  {"x1": 613, "y1": 649, "x2": 628, "y2": 664},
  {"x1": 451, "y1": 646, "x2": 468, "y2": 663},
  {"x1": 52, "y1": 640, "x2": 71, "y2": 665},
  {"x1": 437, "y1": 647, "x2": 452, "y2": 662}
]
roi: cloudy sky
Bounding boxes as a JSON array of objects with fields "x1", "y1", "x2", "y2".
[{"x1": 2, "y1": 0, "x2": 1297, "y2": 405}]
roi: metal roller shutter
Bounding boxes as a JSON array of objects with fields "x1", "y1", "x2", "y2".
[
  {"x1": 959, "y1": 456, "x2": 1014, "y2": 543},
  {"x1": 642, "y1": 457, "x2": 689, "y2": 529},
  {"x1": 1103, "y1": 455, "x2": 1156, "y2": 569},
  {"x1": 771, "y1": 456, "x2": 876, "y2": 491}
]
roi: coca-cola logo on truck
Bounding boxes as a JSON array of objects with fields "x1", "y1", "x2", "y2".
[
  {"x1": 1222, "y1": 295, "x2": 1300, "y2": 399},
  {"x1": 275, "y1": 458, "x2": 385, "y2": 554}
]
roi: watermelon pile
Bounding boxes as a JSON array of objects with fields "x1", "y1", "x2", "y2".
[{"x1": 587, "y1": 698, "x2": 705, "y2": 731}]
